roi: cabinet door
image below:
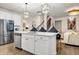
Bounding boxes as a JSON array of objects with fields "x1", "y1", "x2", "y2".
[
  {"x1": 35, "y1": 36, "x2": 49, "y2": 55},
  {"x1": 14, "y1": 34, "x2": 21, "y2": 48},
  {"x1": 22, "y1": 34, "x2": 34, "y2": 53}
]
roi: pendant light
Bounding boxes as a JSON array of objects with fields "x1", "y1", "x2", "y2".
[{"x1": 24, "y1": 3, "x2": 29, "y2": 18}]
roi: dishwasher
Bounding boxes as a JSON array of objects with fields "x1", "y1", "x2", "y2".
[{"x1": 14, "y1": 33, "x2": 21, "y2": 49}]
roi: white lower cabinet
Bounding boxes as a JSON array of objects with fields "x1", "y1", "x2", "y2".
[
  {"x1": 22, "y1": 34, "x2": 56, "y2": 55},
  {"x1": 22, "y1": 34, "x2": 35, "y2": 53},
  {"x1": 35, "y1": 36, "x2": 49, "y2": 55}
]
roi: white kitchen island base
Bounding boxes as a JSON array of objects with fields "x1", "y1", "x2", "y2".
[
  {"x1": 35, "y1": 35, "x2": 56, "y2": 55},
  {"x1": 15, "y1": 31, "x2": 57, "y2": 55}
]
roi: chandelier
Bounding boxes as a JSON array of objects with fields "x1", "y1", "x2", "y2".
[{"x1": 24, "y1": 3, "x2": 29, "y2": 18}]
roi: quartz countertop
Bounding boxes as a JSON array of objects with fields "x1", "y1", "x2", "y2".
[
  {"x1": 14, "y1": 31, "x2": 30, "y2": 33},
  {"x1": 14, "y1": 31, "x2": 57, "y2": 36},
  {"x1": 14, "y1": 31, "x2": 35, "y2": 35},
  {"x1": 35, "y1": 32, "x2": 57, "y2": 36}
]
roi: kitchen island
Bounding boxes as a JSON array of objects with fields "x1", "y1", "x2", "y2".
[{"x1": 14, "y1": 31, "x2": 57, "y2": 55}]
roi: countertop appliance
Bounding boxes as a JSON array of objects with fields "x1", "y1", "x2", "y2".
[
  {"x1": 0, "y1": 20, "x2": 14, "y2": 45},
  {"x1": 14, "y1": 25, "x2": 20, "y2": 31}
]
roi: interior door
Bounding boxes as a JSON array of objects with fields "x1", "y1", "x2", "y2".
[{"x1": 55, "y1": 20, "x2": 62, "y2": 32}]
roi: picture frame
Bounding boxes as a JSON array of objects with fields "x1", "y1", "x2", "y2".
[{"x1": 68, "y1": 17, "x2": 76, "y2": 30}]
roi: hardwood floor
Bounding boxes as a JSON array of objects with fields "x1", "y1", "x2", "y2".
[
  {"x1": 0, "y1": 42, "x2": 79, "y2": 55},
  {"x1": 0, "y1": 43, "x2": 33, "y2": 55},
  {"x1": 58, "y1": 43, "x2": 79, "y2": 55}
]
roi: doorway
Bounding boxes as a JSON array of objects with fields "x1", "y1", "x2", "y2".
[{"x1": 55, "y1": 20, "x2": 62, "y2": 32}]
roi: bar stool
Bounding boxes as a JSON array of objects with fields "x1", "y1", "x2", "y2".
[{"x1": 56, "y1": 34, "x2": 62, "y2": 54}]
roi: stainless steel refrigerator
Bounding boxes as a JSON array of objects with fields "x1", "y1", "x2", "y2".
[{"x1": 0, "y1": 20, "x2": 14, "y2": 45}]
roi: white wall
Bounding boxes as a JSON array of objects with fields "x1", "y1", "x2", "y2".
[
  {"x1": 0, "y1": 8, "x2": 22, "y2": 28},
  {"x1": 25, "y1": 15, "x2": 55, "y2": 31},
  {"x1": 76, "y1": 16, "x2": 79, "y2": 32},
  {"x1": 23, "y1": 14, "x2": 44, "y2": 30}
]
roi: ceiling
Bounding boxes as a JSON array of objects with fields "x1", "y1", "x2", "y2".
[{"x1": 0, "y1": 3, "x2": 79, "y2": 18}]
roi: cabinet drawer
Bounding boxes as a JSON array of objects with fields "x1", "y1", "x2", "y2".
[
  {"x1": 35, "y1": 36, "x2": 49, "y2": 41},
  {"x1": 22, "y1": 34, "x2": 35, "y2": 53},
  {"x1": 22, "y1": 34, "x2": 34, "y2": 39}
]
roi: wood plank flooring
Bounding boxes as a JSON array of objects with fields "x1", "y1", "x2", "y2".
[
  {"x1": 58, "y1": 43, "x2": 79, "y2": 55},
  {"x1": 0, "y1": 43, "x2": 79, "y2": 55},
  {"x1": 0, "y1": 43, "x2": 33, "y2": 55}
]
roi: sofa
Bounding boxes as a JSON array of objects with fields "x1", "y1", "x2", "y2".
[{"x1": 62, "y1": 30, "x2": 79, "y2": 46}]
